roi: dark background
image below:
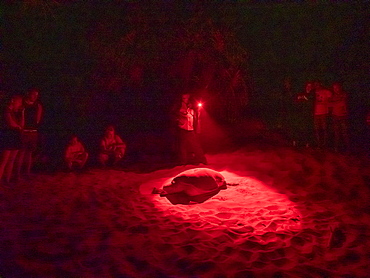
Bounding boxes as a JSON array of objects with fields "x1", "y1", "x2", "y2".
[{"x1": 1, "y1": 1, "x2": 369, "y2": 167}]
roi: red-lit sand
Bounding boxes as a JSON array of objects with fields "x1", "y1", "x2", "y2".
[{"x1": 0, "y1": 147, "x2": 369, "y2": 277}]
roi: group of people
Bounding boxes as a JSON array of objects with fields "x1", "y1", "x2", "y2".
[
  {"x1": 6, "y1": 80, "x2": 354, "y2": 185},
  {"x1": 64, "y1": 125, "x2": 126, "y2": 171},
  {"x1": 0, "y1": 89, "x2": 42, "y2": 185},
  {"x1": 65, "y1": 91, "x2": 207, "y2": 172},
  {"x1": 0, "y1": 88, "x2": 129, "y2": 185},
  {"x1": 0, "y1": 86, "x2": 208, "y2": 186},
  {"x1": 290, "y1": 80, "x2": 349, "y2": 151}
]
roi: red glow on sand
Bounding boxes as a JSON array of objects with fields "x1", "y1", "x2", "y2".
[{"x1": 141, "y1": 169, "x2": 302, "y2": 234}]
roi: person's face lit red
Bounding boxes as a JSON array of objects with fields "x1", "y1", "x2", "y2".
[
  {"x1": 106, "y1": 127, "x2": 114, "y2": 138},
  {"x1": 182, "y1": 94, "x2": 190, "y2": 104},
  {"x1": 314, "y1": 82, "x2": 321, "y2": 90},
  {"x1": 11, "y1": 97, "x2": 23, "y2": 110},
  {"x1": 333, "y1": 84, "x2": 341, "y2": 94},
  {"x1": 305, "y1": 83, "x2": 313, "y2": 93},
  {"x1": 71, "y1": 136, "x2": 78, "y2": 145},
  {"x1": 28, "y1": 91, "x2": 39, "y2": 102}
]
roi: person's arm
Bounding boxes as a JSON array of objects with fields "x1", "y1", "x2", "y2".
[
  {"x1": 114, "y1": 136, "x2": 126, "y2": 155},
  {"x1": 5, "y1": 108, "x2": 22, "y2": 129},
  {"x1": 170, "y1": 102, "x2": 179, "y2": 119},
  {"x1": 65, "y1": 146, "x2": 73, "y2": 161},
  {"x1": 180, "y1": 107, "x2": 188, "y2": 115},
  {"x1": 79, "y1": 142, "x2": 86, "y2": 153},
  {"x1": 100, "y1": 138, "x2": 107, "y2": 152},
  {"x1": 114, "y1": 135, "x2": 126, "y2": 147},
  {"x1": 36, "y1": 103, "x2": 43, "y2": 126},
  {"x1": 20, "y1": 108, "x2": 25, "y2": 129},
  {"x1": 342, "y1": 93, "x2": 349, "y2": 115}
]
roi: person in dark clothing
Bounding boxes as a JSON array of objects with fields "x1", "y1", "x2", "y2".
[
  {"x1": 15, "y1": 88, "x2": 43, "y2": 179},
  {"x1": 329, "y1": 82, "x2": 349, "y2": 152},
  {"x1": 0, "y1": 95, "x2": 24, "y2": 185},
  {"x1": 278, "y1": 77, "x2": 295, "y2": 135},
  {"x1": 313, "y1": 81, "x2": 332, "y2": 148},
  {"x1": 291, "y1": 81, "x2": 315, "y2": 147}
]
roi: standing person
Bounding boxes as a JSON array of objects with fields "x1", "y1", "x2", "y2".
[
  {"x1": 278, "y1": 77, "x2": 294, "y2": 135},
  {"x1": 284, "y1": 77, "x2": 294, "y2": 134},
  {"x1": 313, "y1": 81, "x2": 332, "y2": 149},
  {"x1": 64, "y1": 135, "x2": 89, "y2": 171},
  {"x1": 15, "y1": 88, "x2": 43, "y2": 179},
  {"x1": 173, "y1": 92, "x2": 207, "y2": 166},
  {"x1": 292, "y1": 81, "x2": 315, "y2": 147},
  {"x1": 330, "y1": 82, "x2": 349, "y2": 152},
  {"x1": 366, "y1": 109, "x2": 370, "y2": 154},
  {"x1": 0, "y1": 95, "x2": 24, "y2": 186},
  {"x1": 98, "y1": 125, "x2": 126, "y2": 167}
]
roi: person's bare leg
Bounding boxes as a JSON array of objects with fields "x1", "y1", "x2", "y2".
[
  {"x1": 0, "y1": 151, "x2": 11, "y2": 183},
  {"x1": 99, "y1": 153, "x2": 108, "y2": 167},
  {"x1": 179, "y1": 130, "x2": 190, "y2": 165},
  {"x1": 113, "y1": 153, "x2": 122, "y2": 166},
  {"x1": 80, "y1": 153, "x2": 88, "y2": 168},
  {"x1": 14, "y1": 149, "x2": 25, "y2": 180},
  {"x1": 24, "y1": 150, "x2": 33, "y2": 176},
  {"x1": 333, "y1": 121, "x2": 340, "y2": 151},
  {"x1": 4, "y1": 150, "x2": 19, "y2": 183},
  {"x1": 65, "y1": 159, "x2": 73, "y2": 171},
  {"x1": 342, "y1": 120, "x2": 350, "y2": 151},
  {"x1": 190, "y1": 132, "x2": 207, "y2": 165}
]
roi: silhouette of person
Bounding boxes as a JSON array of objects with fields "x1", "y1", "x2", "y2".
[
  {"x1": 16, "y1": 88, "x2": 43, "y2": 178},
  {"x1": 313, "y1": 81, "x2": 332, "y2": 148},
  {"x1": 329, "y1": 82, "x2": 349, "y2": 152},
  {"x1": 64, "y1": 135, "x2": 89, "y2": 171},
  {"x1": 173, "y1": 93, "x2": 207, "y2": 166},
  {"x1": 0, "y1": 95, "x2": 24, "y2": 186},
  {"x1": 279, "y1": 77, "x2": 294, "y2": 134},
  {"x1": 292, "y1": 81, "x2": 315, "y2": 147},
  {"x1": 98, "y1": 125, "x2": 126, "y2": 167}
]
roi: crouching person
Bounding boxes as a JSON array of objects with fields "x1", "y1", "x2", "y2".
[
  {"x1": 64, "y1": 135, "x2": 88, "y2": 171},
  {"x1": 98, "y1": 125, "x2": 126, "y2": 167}
]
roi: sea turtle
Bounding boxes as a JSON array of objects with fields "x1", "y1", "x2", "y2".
[{"x1": 153, "y1": 168, "x2": 227, "y2": 204}]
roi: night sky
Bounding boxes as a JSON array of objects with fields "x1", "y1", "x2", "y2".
[{"x1": 1, "y1": 1, "x2": 369, "y2": 160}]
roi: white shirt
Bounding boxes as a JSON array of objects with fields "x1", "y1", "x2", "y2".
[
  {"x1": 178, "y1": 102, "x2": 194, "y2": 131},
  {"x1": 314, "y1": 89, "x2": 332, "y2": 115}
]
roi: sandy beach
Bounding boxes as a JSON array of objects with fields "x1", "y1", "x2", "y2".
[{"x1": 0, "y1": 145, "x2": 369, "y2": 278}]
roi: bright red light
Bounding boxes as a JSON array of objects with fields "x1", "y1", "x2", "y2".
[{"x1": 198, "y1": 103, "x2": 202, "y2": 107}]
